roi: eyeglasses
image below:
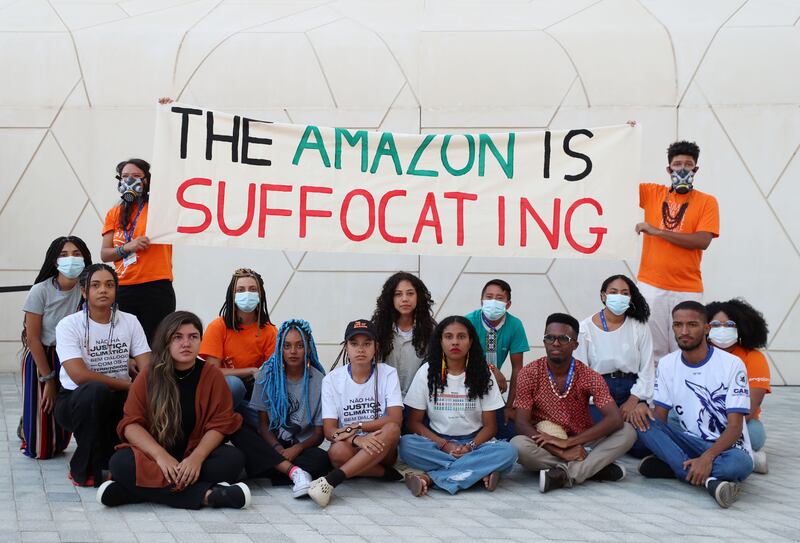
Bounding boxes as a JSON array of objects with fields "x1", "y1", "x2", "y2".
[
  {"x1": 543, "y1": 334, "x2": 575, "y2": 344},
  {"x1": 709, "y1": 320, "x2": 736, "y2": 328}
]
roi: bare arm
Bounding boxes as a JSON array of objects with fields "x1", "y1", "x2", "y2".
[
  {"x1": 473, "y1": 409, "x2": 498, "y2": 445},
  {"x1": 684, "y1": 412, "x2": 746, "y2": 485},
  {"x1": 101, "y1": 231, "x2": 151, "y2": 262},
  {"x1": 505, "y1": 353, "x2": 523, "y2": 409},
  {"x1": 24, "y1": 313, "x2": 52, "y2": 378},
  {"x1": 204, "y1": 355, "x2": 257, "y2": 379},
  {"x1": 564, "y1": 401, "x2": 624, "y2": 447},
  {"x1": 61, "y1": 358, "x2": 131, "y2": 390},
  {"x1": 635, "y1": 223, "x2": 713, "y2": 250},
  {"x1": 747, "y1": 388, "x2": 767, "y2": 422},
  {"x1": 406, "y1": 407, "x2": 446, "y2": 446}
]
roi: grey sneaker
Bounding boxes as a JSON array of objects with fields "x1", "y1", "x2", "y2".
[
  {"x1": 707, "y1": 479, "x2": 740, "y2": 508},
  {"x1": 290, "y1": 468, "x2": 312, "y2": 498},
  {"x1": 752, "y1": 450, "x2": 768, "y2": 474}
]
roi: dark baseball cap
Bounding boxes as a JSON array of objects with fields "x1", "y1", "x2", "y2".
[{"x1": 344, "y1": 319, "x2": 377, "y2": 341}]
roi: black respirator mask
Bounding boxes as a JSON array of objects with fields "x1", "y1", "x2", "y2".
[
  {"x1": 669, "y1": 169, "x2": 695, "y2": 194},
  {"x1": 117, "y1": 176, "x2": 144, "y2": 204}
]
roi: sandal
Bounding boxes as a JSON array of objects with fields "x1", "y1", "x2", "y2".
[
  {"x1": 404, "y1": 473, "x2": 431, "y2": 497},
  {"x1": 485, "y1": 471, "x2": 501, "y2": 492}
]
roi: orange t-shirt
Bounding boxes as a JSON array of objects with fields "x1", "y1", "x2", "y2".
[
  {"x1": 637, "y1": 183, "x2": 719, "y2": 292},
  {"x1": 199, "y1": 316, "x2": 277, "y2": 369},
  {"x1": 730, "y1": 344, "x2": 771, "y2": 419},
  {"x1": 103, "y1": 202, "x2": 173, "y2": 286}
]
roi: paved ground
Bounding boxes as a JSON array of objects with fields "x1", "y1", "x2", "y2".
[{"x1": 0, "y1": 373, "x2": 797, "y2": 543}]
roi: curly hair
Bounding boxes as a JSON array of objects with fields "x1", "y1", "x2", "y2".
[
  {"x1": 425, "y1": 316, "x2": 491, "y2": 403},
  {"x1": 600, "y1": 274, "x2": 650, "y2": 323},
  {"x1": 706, "y1": 298, "x2": 768, "y2": 350},
  {"x1": 667, "y1": 141, "x2": 700, "y2": 163},
  {"x1": 371, "y1": 272, "x2": 435, "y2": 361}
]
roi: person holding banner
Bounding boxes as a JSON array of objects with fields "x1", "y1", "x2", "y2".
[
  {"x1": 635, "y1": 140, "x2": 719, "y2": 363},
  {"x1": 465, "y1": 279, "x2": 529, "y2": 441},
  {"x1": 372, "y1": 272, "x2": 436, "y2": 398},
  {"x1": 399, "y1": 316, "x2": 517, "y2": 496},
  {"x1": 199, "y1": 268, "x2": 277, "y2": 428},
  {"x1": 574, "y1": 274, "x2": 654, "y2": 457},
  {"x1": 20, "y1": 236, "x2": 91, "y2": 459},
  {"x1": 101, "y1": 158, "x2": 175, "y2": 343},
  {"x1": 100, "y1": 311, "x2": 251, "y2": 509},
  {"x1": 308, "y1": 320, "x2": 403, "y2": 507},
  {"x1": 54, "y1": 264, "x2": 151, "y2": 486}
]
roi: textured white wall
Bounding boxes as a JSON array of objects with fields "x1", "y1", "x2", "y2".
[{"x1": 1, "y1": 0, "x2": 798, "y2": 384}]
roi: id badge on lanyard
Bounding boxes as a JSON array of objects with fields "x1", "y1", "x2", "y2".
[{"x1": 122, "y1": 205, "x2": 143, "y2": 268}]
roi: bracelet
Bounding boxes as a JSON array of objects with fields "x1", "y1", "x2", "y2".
[
  {"x1": 351, "y1": 434, "x2": 360, "y2": 448},
  {"x1": 466, "y1": 440, "x2": 478, "y2": 451},
  {"x1": 115, "y1": 245, "x2": 128, "y2": 259},
  {"x1": 38, "y1": 370, "x2": 57, "y2": 383}
]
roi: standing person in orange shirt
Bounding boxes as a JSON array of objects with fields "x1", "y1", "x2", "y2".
[
  {"x1": 101, "y1": 159, "x2": 175, "y2": 343},
  {"x1": 199, "y1": 268, "x2": 277, "y2": 429},
  {"x1": 635, "y1": 141, "x2": 719, "y2": 363},
  {"x1": 705, "y1": 298, "x2": 770, "y2": 474}
]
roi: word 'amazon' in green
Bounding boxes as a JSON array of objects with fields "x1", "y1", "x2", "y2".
[{"x1": 292, "y1": 127, "x2": 515, "y2": 179}]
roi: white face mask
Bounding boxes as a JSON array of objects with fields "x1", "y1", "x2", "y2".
[
  {"x1": 481, "y1": 299, "x2": 507, "y2": 321},
  {"x1": 604, "y1": 294, "x2": 631, "y2": 316},
  {"x1": 709, "y1": 327, "x2": 738, "y2": 349}
]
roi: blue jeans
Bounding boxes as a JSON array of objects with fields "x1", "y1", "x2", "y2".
[
  {"x1": 495, "y1": 409, "x2": 516, "y2": 441},
  {"x1": 747, "y1": 419, "x2": 766, "y2": 451},
  {"x1": 225, "y1": 375, "x2": 259, "y2": 430},
  {"x1": 589, "y1": 375, "x2": 649, "y2": 458},
  {"x1": 399, "y1": 433, "x2": 518, "y2": 494},
  {"x1": 636, "y1": 418, "x2": 753, "y2": 483}
]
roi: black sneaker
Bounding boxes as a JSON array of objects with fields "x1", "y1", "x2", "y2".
[
  {"x1": 207, "y1": 482, "x2": 251, "y2": 509},
  {"x1": 638, "y1": 455, "x2": 674, "y2": 479},
  {"x1": 707, "y1": 479, "x2": 739, "y2": 508},
  {"x1": 590, "y1": 462, "x2": 626, "y2": 482},
  {"x1": 96, "y1": 481, "x2": 134, "y2": 507},
  {"x1": 539, "y1": 466, "x2": 568, "y2": 493}
]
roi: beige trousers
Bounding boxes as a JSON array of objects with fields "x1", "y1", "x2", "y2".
[
  {"x1": 511, "y1": 423, "x2": 636, "y2": 485},
  {"x1": 638, "y1": 281, "x2": 703, "y2": 364}
]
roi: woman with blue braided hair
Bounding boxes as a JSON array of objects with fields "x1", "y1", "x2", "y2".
[{"x1": 246, "y1": 320, "x2": 330, "y2": 497}]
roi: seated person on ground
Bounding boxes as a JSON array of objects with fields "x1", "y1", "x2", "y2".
[
  {"x1": 399, "y1": 316, "x2": 517, "y2": 496},
  {"x1": 511, "y1": 313, "x2": 636, "y2": 493},
  {"x1": 636, "y1": 301, "x2": 753, "y2": 509}
]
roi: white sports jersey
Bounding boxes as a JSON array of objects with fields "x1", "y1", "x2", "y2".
[{"x1": 654, "y1": 345, "x2": 752, "y2": 456}]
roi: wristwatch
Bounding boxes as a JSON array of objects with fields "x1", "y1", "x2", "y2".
[{"x1": 38, "y1": 370, "x2": 57, "y2": 383}]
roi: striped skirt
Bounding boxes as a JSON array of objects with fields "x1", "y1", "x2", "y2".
[{"x1": 20, "y1": 345, "x2": 71, "y2": 459}]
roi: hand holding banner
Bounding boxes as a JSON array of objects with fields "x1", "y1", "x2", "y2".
[{"x1": 148, "y1": 104, "x2": 641, "y2": 259}]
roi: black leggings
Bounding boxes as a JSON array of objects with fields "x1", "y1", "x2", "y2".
[
  {"x1": 54, "y1": 383, "x2": 127, "y2": 485},
  {"x1": 229, "y1": 426, "x2": 331, "y2": 484},
  {"x1": 117, "y1": 279, "x2": 176, "y2": 344},
  {"x1": 109, "y1": 445, "x2": 245, "y2": 509}
]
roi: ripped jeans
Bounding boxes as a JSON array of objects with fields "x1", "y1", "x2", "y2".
[{"x1": 399, "y1": 432, "x2": 518, "y2": 494}]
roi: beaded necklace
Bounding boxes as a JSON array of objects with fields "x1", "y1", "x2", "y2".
[{"x1": 547, "y1": 358, "x2": 576, "y2": 399}]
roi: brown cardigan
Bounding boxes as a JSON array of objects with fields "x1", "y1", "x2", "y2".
[{"x1": 116, "y1": 361, "x2": 243, "y2": 488}]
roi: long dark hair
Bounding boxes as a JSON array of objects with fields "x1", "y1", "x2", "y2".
[
  {"x1": 706, "y1": 299, "x2": 768, "y2": 350},
  {"x1": 426, "y1": 316, "x2": 491, "y2": 402},
  {"x1": 600, "y1": 274, "x2": 650, "y2": 323},
  {"x1": 148, "y1": 311, "x2": 203, "y2": 449},
  {"x1": 219, "y1": 268, "x2": 271, "y2": 330},
  {"x1": 34, "y1": 236, "x2": 92, "y2": 284},
  {"x1": 372, "y1": 272, "x2": 435, "y2": 360},
  {"x1": 115, "y1": 158, "x2": 151, "y2": 230}
]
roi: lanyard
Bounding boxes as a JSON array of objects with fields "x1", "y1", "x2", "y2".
[
  {"x1": 124, "y1": 204, "x2": 144, "y2": 243},
  {"x1": 599, "y1": 310, "x2": 609, "y2": 332},
  {"x1": 547, "y1": 357, "x2": 575, "y2": 397},
  {"x1": 348, "y1": 363, "x2": 379, "y2": 420}
]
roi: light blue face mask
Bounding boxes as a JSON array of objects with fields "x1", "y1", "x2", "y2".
[
  {"x1": 234, "y1": 291, "x2": 260, "y2": 313},
  {"x1": 604, "y1": 294, "x2": 631, "y2": 316},
  {"x1": 481, "y1": 299, "x2": 507, "y2": 321},
  {"x1": 56, "y1": 256, "x2": 85, "y2": 279}
]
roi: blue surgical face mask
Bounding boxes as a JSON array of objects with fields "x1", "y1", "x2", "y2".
[
  {"x1": 670, "y1": 168, "x2": 695, "y2": 194},
  {"x1": 56, "y1": 256, "x2": 85, "y2": 279},
  {"x1": 604, "y1": 294, "x2": 631, "y2": 316},
  {"x1": 481, "y1": 299, "x2": 507, "y2": 321},
  {"x1": 709, "y1": 327, "x2": 738, "y2": 349},
  {"x1": 234, "y1": 291, "x2": 260, "y2": 313}
]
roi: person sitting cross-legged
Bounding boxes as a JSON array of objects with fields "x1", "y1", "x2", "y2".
[
  {"x1": 636, "y1": 301, "x2": 753, "y2": 508},
  {"x1": 511, "y1": 313, "x2": 636, "y2": 493}
]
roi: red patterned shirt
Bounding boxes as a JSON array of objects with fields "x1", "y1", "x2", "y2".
[{"x1": 513, "y1": 357, "x2": 613, "y2": 436}]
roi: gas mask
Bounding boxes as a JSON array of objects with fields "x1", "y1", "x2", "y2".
[
  {"x1": 117, "y1": 176, "x2": 144, "y2": 204},
  {"x1": 669, "y1": 169, "x2": 695, "y2": 194}
]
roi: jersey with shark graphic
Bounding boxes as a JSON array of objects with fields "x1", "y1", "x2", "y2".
[{"x1": 654, "y1": 345, "x2": 752, "y2": 456}]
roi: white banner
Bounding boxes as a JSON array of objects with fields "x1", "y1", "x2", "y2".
[{"x1": 148, "y1": 104, "x2": 641, "y2": 259}]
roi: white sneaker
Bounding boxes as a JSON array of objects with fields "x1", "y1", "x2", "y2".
[
  {"x1": 308, "y1": 476, "x2": 333, "y2": 507},
  {"x1": 290, "y1": 468, "x2": 312, "y2": 498},
  {"x1": 752, "y1": 450, "x2": 769, "y2": 474}
]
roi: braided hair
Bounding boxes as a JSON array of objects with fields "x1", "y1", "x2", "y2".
[
  {"x1": 426, "y1": 316, "x2": 491, "y2": 403},
  {"x1": 256, "y1": 319, "x2": 325, "y2": 433},
  {"x1": 219, "y1": 268, "x2": 271, "y2": 330},
  {"x1": 372, "y1": 272, "x2": 435, "y2": 361},
  {"x1": 78, "y1": 263, "x2": 119, "y2": 350}
]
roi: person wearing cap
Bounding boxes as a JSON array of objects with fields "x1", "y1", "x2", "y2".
[{"x1": 308, "y1": 319, "x2": 403, "y2": 507}]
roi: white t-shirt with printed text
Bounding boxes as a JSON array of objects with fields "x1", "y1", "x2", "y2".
[
  {"x1": 321, "y1": 363, "x2": 403, "y2": 428},
  {"x1": 404, "y1": 363, "x2": 505, "y2": 437},
  {"x1": 56, "y1": 310, "x2": 150, "y2": 391},
  {"x1": 654, "y1": 345, "x2": 752, "y2": 456}
]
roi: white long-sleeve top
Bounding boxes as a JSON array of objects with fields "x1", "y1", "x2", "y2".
[{"x1": 574, "y1": 314, "x2": 654, "y2": 402}]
